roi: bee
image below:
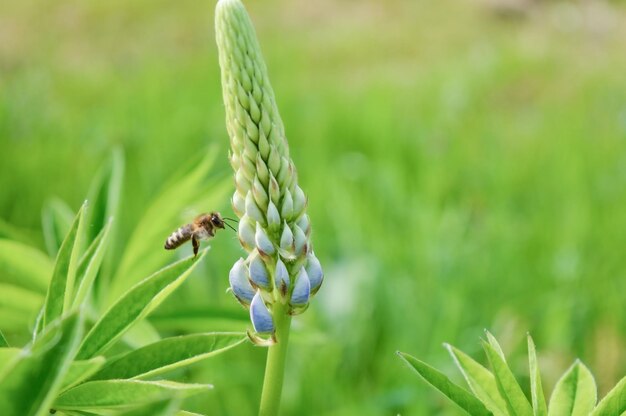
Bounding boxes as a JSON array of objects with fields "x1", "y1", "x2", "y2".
[{"x1": 164, "y1": 212, "x2": 237, "y2": 256}]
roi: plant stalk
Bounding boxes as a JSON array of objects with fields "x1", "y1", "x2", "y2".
[{"x1": 258, "y1": 302, "x2": 292, "y2": 416}]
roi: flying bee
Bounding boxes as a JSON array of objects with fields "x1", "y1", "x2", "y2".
[{"x1": 164, "y1": 212, "x2": 237, "y2": 257}]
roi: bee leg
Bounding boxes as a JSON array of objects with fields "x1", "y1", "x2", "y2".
[{"x1": 192, "y1": 236, "x2": 199, "y2": 257}]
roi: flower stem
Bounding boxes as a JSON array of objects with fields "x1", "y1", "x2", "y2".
[{"x1": 258, "y1": 302, "x2": 292, "y2": 416}]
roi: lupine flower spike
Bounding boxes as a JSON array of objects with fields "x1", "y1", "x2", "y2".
[{"x1": 216, "y1": 0, "x2": 323, "y2": 346}]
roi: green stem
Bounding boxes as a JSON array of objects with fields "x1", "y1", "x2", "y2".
[{"x1": 258, "y1": 302, "x2": 292, "y2": 416}]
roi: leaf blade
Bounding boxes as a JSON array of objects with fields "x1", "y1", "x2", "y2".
[
  {"x1": 590, "y1": 375, "x2": 626, "y2": 416},
  {"x1": 76, "y1": 251, "x2": 207, "y2": 359},
  {"x1": 528, "y1": 335, "x2": 548, "y2": 416},
  {"x1": 398, "y1": 351, "x2": 493, "y2": 416},
  {"x1": 90, "y1": 332, "x2": 247, "y2": 381},
  {"x1": 548, "y1": 361, "x2": 597, "y2": 416},
  {"x1": 60, "y1": 357, "x2": 106, "y2": 392}
]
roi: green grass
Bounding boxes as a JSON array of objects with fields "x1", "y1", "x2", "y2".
[{"x1": 1, "y1": 0, "x2": 625, "y2": 414}]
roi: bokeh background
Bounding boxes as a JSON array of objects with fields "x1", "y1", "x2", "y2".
[{"x1": 1, "y1": 0, "x2": 626, "y2": 414}]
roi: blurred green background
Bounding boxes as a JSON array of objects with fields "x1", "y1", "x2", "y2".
[{"x1": 1, "y1": 0, "x2": 625, "y2": 414}]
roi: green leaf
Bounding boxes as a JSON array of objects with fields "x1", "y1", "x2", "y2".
[
  {"x1": 0, "y1": 348, "x2": 19, "y2": 373},
  {"x1": 0, "y1": 283, "x2": 44, "y2": 314},
  {"x1": 483, "y1": 340, "x2": 533, "y2": 416},
  {"x1": 446, "y1": 344, "x2": 509, "y2": 416},
  {"x1": 548, "y1": 361, "x2": 597, "y2": 416},
  {"x1": 90, "y1": 332, "x2": 247, "y2": 380},
  {"x1": 150, "y1": 305, "x2": 249, "y2": 333},
  {"x1": 591, "y1": 375, "x2": 626, "y2": 416},
  {"x1": 485, "y1": 331, "x2": 506, "y2": 361},
  {"x1": 0, "y1": 329, "x2": 8, "y2": 347},
  {"x1": 0, "y1": 239, "x2": 52, "y2": 293},
  {"x1": 61, "y1": 357, "x2": 106, "y2": 392},
  {"x1": 528, "y1": 335, "x2": 548, "y2": 416},
  {"x1": 76, "y1": 251, "x2": 207, "y2": 359},
  {"x1": 115, "y1": 399, "x2": 179, "y2": 416},
  {"x1": 43, "y1": 202, "x2": 87, "y2": 327},
  {"x1": 73, "y1": 219, "x2": 113, "y2": 308},
  {"x1": 42, "y1": 197, "x2": 75, "y2": 257},
  {"x1": 54, "y1": 380, "x2": 212, "y2": 411},
  {"x1": 107, "y1": 148, "x2": 229, "y2": 305},
  {"x1": 0, "y1": 311, "x2": 84, "y2": 416},
  {"x1": 398, "y1": 351, "x2": 493, "y2": 416}
]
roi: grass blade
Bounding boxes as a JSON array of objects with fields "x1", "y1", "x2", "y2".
[
  {"x1": 528, "y1": 335, "x2": 547, "y2": 416},
  {"x1": 483, "y1": 340, "x2": 533, "y2": 416},
  {"x1": 0, "y1": 311, "x2": 83, "y2": 416},
  {"x1": 446, "y1": 343, "x2": 509, "y2": 416},
  {"x1": 0, "y1": 239, "x2": 52, "y2": 293},
  {"x1": 548, "y1": 361, "x2": 597, "y2": 416},
  {"x1": 54, "y1": 380, "x2": 212, "y2": 411},
  {"x1": 90, "y1": 332, "x2": 247, "y2": 380},
  {"x1": 76, "y1": 251, "x2": 207, "y2": 359},
  {"x1": 43, "y1": 201, "x2": 87, "y2": 327},
  {"x1": 60, "y1": 357, "x2": 106, "y2": 392},
  {"x1": 590, "y1": 375, "x2": 626, "y2": 416},
  {"x1": 73, "y1": 219, "x2": 113, "y2": 307},
  {"x1": 398, "y1": 351, "x2": 493, "y2": 416}
]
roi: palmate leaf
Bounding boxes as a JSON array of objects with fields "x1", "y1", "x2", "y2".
[
  {"x1": 0, "y1": 238, "x2": 52, "y2": 293},
  {"x1": 483, "y1": 340, "x2": 533, "y2": 416},
  {"x1": 54, "y1": 380, "x2": 212, "y2": 412},
  {"x1": 89, "y1": 332, "x2": 247, "y2": 381},
  {"x1": 43, "y1": 201, "x2": 88, "y2": 328},
  {"x1": 76, "y1": 251, "x2": 207, "y2": 359},
  {"x1": 446, "y1": 344, "x2": 509, "y2": 416},
  {"x1": 528, "y1": 335, "x2": 548, "y2": 416},
  {"x1": 398, "y1": 351, "x2": 493, "y2": 416},
  {"x1": 590, "y1": 375, "x2": 626, "y2": 416},
  {"x1": 0, "y1": 311, "x2": 83, "y2": 416},
  {"x1": 107, "y1": 148, "x2": 229, "y2": 305},
  {"x1": 548, "y1": 361, "x2": 596, "y2": 416}
]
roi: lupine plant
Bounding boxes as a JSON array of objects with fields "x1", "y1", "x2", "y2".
[
  {"x1": 399, "y1": 331, "x2": 626, "y2": 415},
  {"x1": 215, "y1": 0, "x2": 323, "y2": 414},
  {"x1": 0, "y1": 151, "x2": 248, "y2": 415}
]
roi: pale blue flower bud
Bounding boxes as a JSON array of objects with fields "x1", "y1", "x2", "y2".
[
  {"x1": 275, "y1": 258, "x2": 290, "y2": 297},
  {"x1": 293, "y1": 224, "x2": 307, "y2": 256},
  {"x1": 293, "y1": 186, "x2": 306, "y2": 218},
  {"x1": 255, "y1": 222, "x2": 275, "y2": 255},
  {"x1": 279, "y1": 221, "x2": 294, "y2": 251},
  {"x1": 248, "y1": 252, "x2": 270, "y2": 290},
  {"x1": 238, "y1": 215, "x2": 256, "y2": 250},
  {"x1": 250, "y1": 291, "x2": 274, "y2": 334},
  {"x1": 245, "y1": 191, "x2": 265, "y2": 224},
  {"x1": 297, "y1": 214, "x2": 311, "y2": 237},
  {"x1": 290, "y1": 267, "x2": 310, "y2": 306},
  {"x1": 305, "y1": 252, "x2": 323, "y2": 295},
  {"x1": 229, "y1": 258, "x2": 255, "y2": 305}
]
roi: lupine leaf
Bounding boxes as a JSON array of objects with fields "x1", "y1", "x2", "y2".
[
  {"x1": 89, "y1": 332, "x2": 247, "y2": 381},
  {"x1": 590, "y1": 375, "x2": 626, "y2": 416},
  {"x1": 43, "y1": 202, "x2": 87, "y2": 327},
  {"x1": 446, "y1": 344, "x2": 509, "y2": 416},
  {"x1": 0, "y1": 329, "x2": 8, "y2": 347},
  {"x1": 76, "y1": 251, "x2": 207, "y2": 359},
  {"x1": 0, "y1": 311, "x2": 83, "y2": 416},
  {"x1": 548, "y1": 361, "x2": 597, "y2": 416},
  {"x1": 73, "y1": 219, "x2": 113, "y2": 307},
  {"x1": 483, "y1": 341, "x2": 533, "y2": 416},
  {"x1": 0, "y1": 348, "x2": 19, "y2": 373},
  {"x1": 107, "y1": 149, "x2": 227, "y2": 305},
  {"x1": 398, "y1": 351, "x2": 493, "y2": 416},
  {"x1": 42, "y1": 197, "x2": 75, "y2": 257},
  {"x1": 54, "y1": 380, "x2": 212, "y2": 411},
  {"x1": 528, "y1": 335, "x2": 548, "y2": 416},
  {"x1": 61, "y1": 357, "x2": 106, "y2": 392},
  {"x1": 485, "y1": 331, "x2": 506, "y2": 361},
  {"x1": 115, "y1": 399, "x2": 179, "y2": 416},
  {"x1": 0, "y1": 239, "x2": 52, "y2": 293}
]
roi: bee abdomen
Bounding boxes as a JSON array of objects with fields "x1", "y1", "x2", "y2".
[{"x1": 164, "y1": 225, "x2": 192, "y2": 250}]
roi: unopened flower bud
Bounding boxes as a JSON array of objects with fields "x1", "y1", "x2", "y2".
[
  {"x1": 275, "y1": 258, "x2": 290, "y2": 298},
  {"x1": 248, "y1": 252, "x2": 270, "y2": 290},
  {"x1": 238, "y1": 215, "x2": 256, "y2": 250},
  {"x1": 290, "y1": 267, "x2": 310, "y2": 307},
  {"x1": 306, "y1": 252, "x2": 323, "y2": 295},
  {"x1": 250, "y1": 291, "x2": 274, "y2": 334},
  {"x1": 255, "y1": 222, "x2": 275, "y2": 255},
  {"x1": 229, "y1": 258, "x2": 255, "y2": 305},
  {"x1": 245, "y1": 191, "x2": 265, "y2": 224}
]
